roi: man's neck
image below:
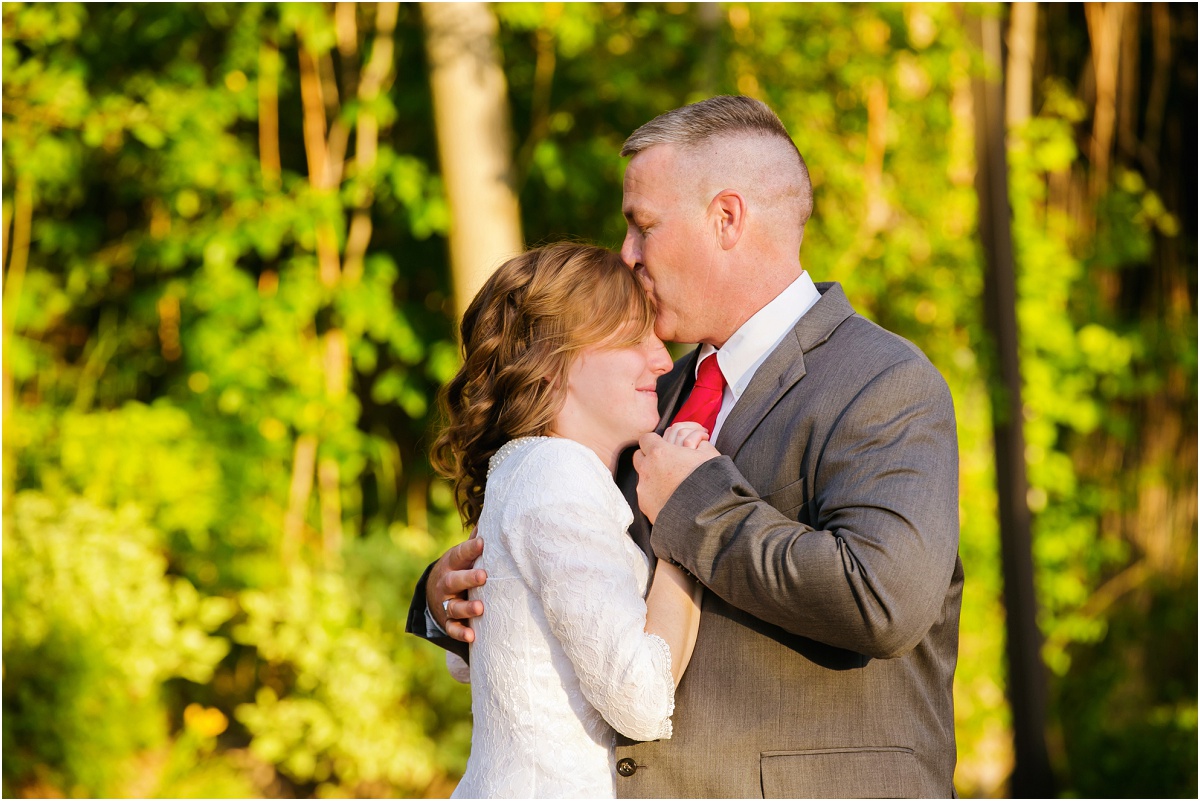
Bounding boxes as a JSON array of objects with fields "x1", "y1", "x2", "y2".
[{"x1": 702, "y1": 266, "x2": 807, "y2": 349}]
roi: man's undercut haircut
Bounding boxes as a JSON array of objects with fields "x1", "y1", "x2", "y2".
[
  {"x1": 621, "y1": 95, "x2": 793, "y2": 157},
  {"x1": 622, "y1": 95, "x2": 813, "y2": 229}
]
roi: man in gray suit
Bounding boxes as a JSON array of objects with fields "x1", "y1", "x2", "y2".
[{"x1": 408, "y1": 95, "x2": 962, "y2": 798}]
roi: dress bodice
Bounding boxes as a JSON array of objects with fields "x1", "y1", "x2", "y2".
[{"x1": 451, "y1": 437, "x2": 674, "y2": 799}]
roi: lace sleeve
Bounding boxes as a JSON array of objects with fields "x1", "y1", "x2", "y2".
[
  {"x1": 501, "y1": 443, "x2": 675, "y2": 742},
  {"x1": 446, "y1": 652, "x2": 471, "y2": 684}
]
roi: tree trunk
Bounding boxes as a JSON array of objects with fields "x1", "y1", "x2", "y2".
[
  {"x1": 971, "y1": 10, "x2": 1057, "y2": 797},
  {"x1": 422, "y1": 1, "x2": 524, "y2": 317},
  {"x1": 1006, "y1": 3, "x2": 1038, "y2": 129},
  {"x1": 1084, "y1": 2, "x2": 1127, "y2": 197}
]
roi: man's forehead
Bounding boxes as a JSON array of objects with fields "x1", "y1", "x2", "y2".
[
  {"x1": 621, "y1": 186, "x2": 656, "y2": 222},
  {"x1": 622, "y1": 146, "x2": 680, "y2": 207},
  {"x1": 626, "y1": 143, "x2": 679, "y2": 175},
  {"x1": 621, "y1": 155, "x2": 650, "y2": 192},
  {"x1": 621, "y1": 169, "x2": 649, "y2": 215}
]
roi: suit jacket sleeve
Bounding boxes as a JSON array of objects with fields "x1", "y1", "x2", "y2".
[{"x1": 651, "y1": 356, "x2": 959, "y2": 660}]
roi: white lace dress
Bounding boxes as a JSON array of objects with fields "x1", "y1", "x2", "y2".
[{"x1": 449, "y1": 437, "x2": 675, "y2": 799}]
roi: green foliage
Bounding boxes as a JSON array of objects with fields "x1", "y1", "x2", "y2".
[
  {"x1": 1054, "y1": 576, "x2": 1198, "y2": 797},
  {"x1": 1007, "y1": 101, "x2": 1128, "y2": 671},
  {"x1": 233, "y1": 562, "x2": 443, "y2": 791},
  {"x1": 4, "y1": 2, "x2": 465, "y2": 795},
  {"x1": 1001, "y1": 12, "x2": 1197, "y2": 797},
  {"x1": 2, "y1": 492, "x2": 231, "y2": 796},
  {"x1": 222, "y1": 525, "x2": 472, "y2": 795},
  {"x1": 3, "y1": 2, "x2": 1194, "y2": 798}
]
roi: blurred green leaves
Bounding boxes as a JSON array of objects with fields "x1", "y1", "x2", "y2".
[
  {"x1": 2, "y1": 2, "x2": 1194, "y2": 798},
  {"x1": 4, "y1": 2, "x2": 465, "y2": 795},
  {"x1": 3, "y1": 492, "x2": 231, "y2": 796}
]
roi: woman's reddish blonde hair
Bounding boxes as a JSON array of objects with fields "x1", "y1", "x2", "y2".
[{"x1": 431, "y1": 243, "x2": 656, "y2": 528}]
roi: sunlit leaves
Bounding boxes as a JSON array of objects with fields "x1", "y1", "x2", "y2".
[
  {"x1": 4, "y1": 3, "x2": 463, "y2": 795},
  {"x1": 3, "y1": 492, "x2": 231, "y2": 795},
  {"x1": 232, "y1": 564, "x2": 447, "y2": 790},
  {"x1": 4, "y1": 2, "x2": 1192, "y2": 797}
]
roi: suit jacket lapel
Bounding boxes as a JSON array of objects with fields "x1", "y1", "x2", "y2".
[{"x1": 715, "y1": 282, "x2": 856, "y2": 460}]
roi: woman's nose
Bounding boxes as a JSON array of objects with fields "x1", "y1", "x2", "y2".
[{"x1": 650, "y1": 341, "x2": 671, "y2": 374}]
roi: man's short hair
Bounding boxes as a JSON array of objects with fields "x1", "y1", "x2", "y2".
[
  {"x1": 621, "y1": 95, "x2": 792, "y2": 156},
  {"x1": 622, "y1": 95, "x2": 813, "y2": 229}
]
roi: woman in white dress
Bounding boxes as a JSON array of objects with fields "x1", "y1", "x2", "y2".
[{"x1": 431, "y1": 243, "x2": 708, "y2": 798}]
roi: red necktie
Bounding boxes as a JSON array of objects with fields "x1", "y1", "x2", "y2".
[{"x1": 671, "y1": 354, "x2": 727, "y2": 434}]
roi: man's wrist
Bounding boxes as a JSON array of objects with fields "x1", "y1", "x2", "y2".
[{"x1": 424, "y1": 605, "x2": 448, "y2": 638}]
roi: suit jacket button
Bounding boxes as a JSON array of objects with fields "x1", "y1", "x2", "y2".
[{"x1": 616, "y1": 757, "x2": 637, "y2": 777}]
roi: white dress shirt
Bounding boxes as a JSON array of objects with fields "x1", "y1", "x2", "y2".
[{"x1": 692, "y1": 271, "x2": 821, "y2": 441}]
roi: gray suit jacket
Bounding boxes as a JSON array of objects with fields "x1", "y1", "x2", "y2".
[{"x1": 612, "y1": 282, "x2": 961, "y2": 798}]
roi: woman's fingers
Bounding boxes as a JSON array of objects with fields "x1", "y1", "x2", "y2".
[{"x1": 663, "y1": 422, "x2": 710, "y2": 448}]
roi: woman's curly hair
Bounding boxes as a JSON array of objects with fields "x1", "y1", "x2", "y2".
[{"x1": 431, "y1": 243, "x2": 656, "y2": 529}]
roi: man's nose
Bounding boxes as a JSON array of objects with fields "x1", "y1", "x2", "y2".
[{"x1": 620, "y1": 233, "x2": 639, "y2": 269}]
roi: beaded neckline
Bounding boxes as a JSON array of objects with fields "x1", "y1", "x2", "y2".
[{"x1": 487, "y1": 436, "x2": 552, "y2": 479}]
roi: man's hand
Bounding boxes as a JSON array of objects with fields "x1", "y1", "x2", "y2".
[
  {"x1": 634, "y1": 428, "x2": 720, "y2": 524},
  {"x1": 426, "y1": 536, "x2": 488, "y2": 643}
]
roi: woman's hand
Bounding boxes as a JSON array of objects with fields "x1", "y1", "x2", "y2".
[{"x1": 661, "y1": 421, "x2": 711, "y2": 450}]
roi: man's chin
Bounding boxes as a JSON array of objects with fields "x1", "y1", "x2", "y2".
[{"x1": 653, "y1": 318, "x2": 677, "y2": 343}]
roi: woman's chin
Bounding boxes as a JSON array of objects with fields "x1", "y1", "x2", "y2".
[{"x1": 616, "y1": 427, "x2": 654, "y2": 451}]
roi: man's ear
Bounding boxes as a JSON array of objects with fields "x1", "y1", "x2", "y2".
[{"x1": 710, "y1": 189, "x2": 746, "y2": 250}]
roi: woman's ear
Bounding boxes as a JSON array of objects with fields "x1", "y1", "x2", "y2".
[{"x1": 710, "y1": 189, "x2": 747, "y2": 250}]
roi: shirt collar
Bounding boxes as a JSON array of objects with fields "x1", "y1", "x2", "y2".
[{"x1": 694, "y1": 271, "x2": 821, "y2": 400}]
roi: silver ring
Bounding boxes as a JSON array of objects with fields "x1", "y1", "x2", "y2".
[{"x1": 442, "y1": 599, "x2": 451, "y2": 613}]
